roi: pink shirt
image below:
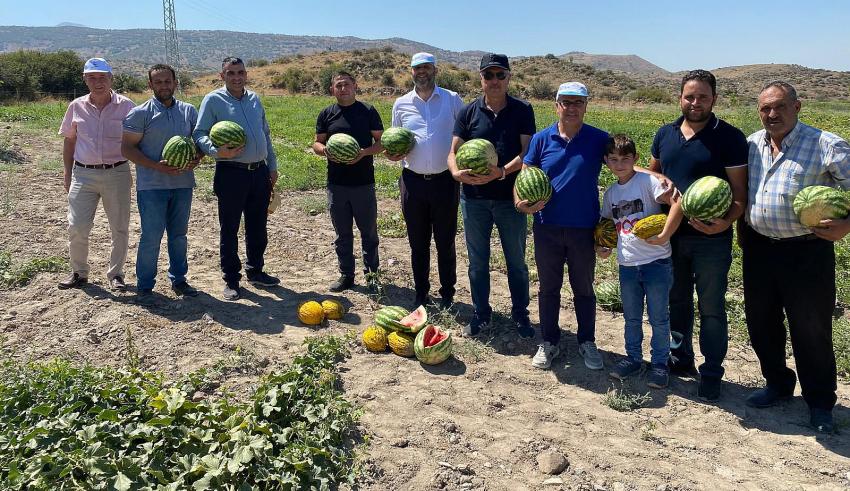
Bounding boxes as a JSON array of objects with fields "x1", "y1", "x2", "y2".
[{"x1": 59, "y1": 91, "x2": 135, "y2": 164}]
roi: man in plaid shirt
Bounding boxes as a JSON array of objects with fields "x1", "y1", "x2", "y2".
[{"x1": 742, "y1": 81, "x2": 850, "y2": 434}]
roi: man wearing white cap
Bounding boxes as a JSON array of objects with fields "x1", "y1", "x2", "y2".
[
  {"x1": 516, "y1": 81, "x2": 609, "y2": 369},
  {"x1": 58, "y1": 58, "x2": 135, "y2": 291},
  {"x1": 388, "y1": 52, "x2": 464, "y2": 309}
]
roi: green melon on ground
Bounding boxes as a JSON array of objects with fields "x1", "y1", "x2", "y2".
[
  {"x1": 374, "y1": 306, "x2": 410, "y2": 333},
  {"x1": 414, "y1": 325, "x2": 452, "y2": 365},
  {"x1": 209, "y1": 120, "x2": 246, "y2": 148},
  {"x1": 681, "y1": 176, "x2": 732, "y2": 220},
  {"x1": 161, "y1": 135, "x2": 195, "y2": 170},
  {"x1": 515, "y1": 166, "x2": 553, "y2": 205},
  {"x1": 456, "y1": 138, "x2": 497, "y2": 175},
  {"x1": 381, "y1": 127, "x2": 415, "y2": 156},
  {"x1": 326, "y1": 133, "x2": 361, "y2": 164},
  {"x1": 793, "y1": 185, "x2": 850, "y2": 227}
]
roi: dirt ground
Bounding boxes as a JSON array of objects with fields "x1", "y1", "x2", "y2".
[{"x1": 0, "y1": 124, "x2": 848, "y2": 491}]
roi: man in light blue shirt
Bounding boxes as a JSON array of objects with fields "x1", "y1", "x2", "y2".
[
  {"x1": 193, "y1": 57, "x2": 279, "y2": 301},
  {"x1": 122, "y1": 64, "x2": 199, "y2": 300}
]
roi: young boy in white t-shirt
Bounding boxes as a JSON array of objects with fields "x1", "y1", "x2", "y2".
[{"x1": 597, "y1": 134, "x2": 683, "y2": 389}]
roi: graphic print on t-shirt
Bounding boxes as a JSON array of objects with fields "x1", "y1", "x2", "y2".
[{"x1": 612, "y1": 198, "x2": 645, "y2": 235}]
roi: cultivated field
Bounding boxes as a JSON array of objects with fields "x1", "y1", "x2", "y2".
[{"x1": 0, "y1": 95, "x2": 848, "y2": 490}]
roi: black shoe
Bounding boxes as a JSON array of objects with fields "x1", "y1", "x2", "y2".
[
  {"x1": 462, "y1": 313, "x2": 490, "y2": 337},
  {"x1": 247, "y1": 272, "x2": 280, "y2": 287},
  {"x1": 329, "y1": 275, "x2": 354, "y2": 292},
  {"x1": 668, "y1": 358, "x2": 698, "y2": 377},
  {"x1": 438, "y1": 297, "x2": 454, "y2": 311},
  {"x1": 513, "y1": 315, "x2": 535, "y2": 339},
  {"x1": 172, "y1": 281, "x2": 199, "y2": 297},
  {"x1": 57, "y1": 272, "x2": 87, "y2": 289},
  {"x1": 746, "y1": 385, "x2": 794, "y2": 408},
  {"x1": 223, "y1": 282, "x2": 240, "y2": 301},
  {"x1": 810, "y1": 408, "x2": 834, "y2": 433},
  {"x1": 414, "y1": 294, "x2": 430, "y2": 307},
  {"x1": 109, "y1": 276, "x2": 127, "y2": 292},
  {"x1": 136, "y1": 289, "x2": 155, "y2": 305},
  {"x1": 698, "y1": 376, "x2": 722, "y2": 401}
]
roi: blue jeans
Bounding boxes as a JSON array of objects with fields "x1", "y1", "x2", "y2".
[
  {"x1": 669, "y1": 234, "x2": 733, "y2": 378},
  {"x1": 619, "y1": 257, "x2": 674, "y2": 366},
  {"x1": 460, "y1": 197, "x2": 529, "y2": 319},
  {"x1": 136, "y1": 188, "x2": 193, "y2": 290}
]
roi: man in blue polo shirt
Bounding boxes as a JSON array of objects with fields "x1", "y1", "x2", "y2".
[
  {"x1": 448, "y1": 53, "x2": 536, "y2": 338},
  {"x1": 194, "y1": 57, "x2": 280, "y2": 301},
  {"x1": 122, "y1": 64, "x2": 200, "y2": 300},
  {"x1": 517, "y1": 82, "x2": 609, "y2": 370},
  {"x1": 649, "y1": 69, "x2": 748, "y2": 401}
]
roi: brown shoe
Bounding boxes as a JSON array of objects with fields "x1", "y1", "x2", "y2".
[
  {"x1": 58, "y1": 272, "x2": 87, "y2": 289},
  {"x1": 109, "y1": 276, "x2": 127, "y2": 292}
]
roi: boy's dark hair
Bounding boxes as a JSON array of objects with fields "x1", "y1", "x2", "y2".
[
  {"x1": 680, "y1": 69, "x2": 716, "y2": 95},
  {"x1": 605, "y1": 134, "x2": 637, "y2": 156},
  {"x1": 148, "y1": 63, "x2": 176, "y2": 82},
  {"x1": 331, "y1": 70, "x2": 356, "y2": 84}
]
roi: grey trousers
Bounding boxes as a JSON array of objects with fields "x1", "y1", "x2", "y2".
[{"x1": 327, "y1": 183, "x2": 379, "y2": 276}]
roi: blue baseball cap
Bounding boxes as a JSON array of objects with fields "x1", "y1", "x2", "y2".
[
  {"x1": 83, "y1": 58, "x2": 112, "y2": 74},
  {"x1": 411, "y1": 52, "x2": 436, "y2": 67},
  {"x1": 556, "y1": 81, "x2": 588, "y2": 98}
]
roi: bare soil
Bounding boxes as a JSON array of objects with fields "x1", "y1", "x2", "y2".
[{"x1": 0, "y1": 124, "x2": 848, "y2": 491}]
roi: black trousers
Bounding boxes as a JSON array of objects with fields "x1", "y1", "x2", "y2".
[
  {"x1": 327, "y1": 183, "x2": 379, "y2": 276},
  {"x1": 742, "y1": 224, "x2": 837, "y2": 410},
  {"x1": 399, "y1": 169, "x2": 459, "y2": 300},
  {"x1": 213, "y1": 163, "x2": 271, "y2": 284}
]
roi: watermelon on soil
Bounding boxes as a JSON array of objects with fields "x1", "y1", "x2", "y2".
[
  {"x1": 375, "y1": 306, "x2": 410, "y2": 333},
  {"x1": 414, "y1": 324, "x2": 453, "y2": 365},
  {"x1": 325, "y1": 133, "x2": 361, "y2": 164},
  {"x1": 381, "y1": 127, "x2": 416, "y2": 156},
  {"x1": 398, "y1": 305, "x2": 428, "y2": 334},
  {"x1": 456, "y1": 138, "x2": 497, "y2": 175},
  {"x1": 161, "y1": 135, "x2": 195, "y2": 170},
  {"x1": 515, "y1": 166, "x2": 553, "y2": 205},
  {"x1": 793, "y1": 185, "x2": 850, "y2": 227},
  {"x1": 209, "y1": 120, "x2": 246, "y2": 148},
  {"x1": 681, "y1": 176, "x2": 732, "y2": 221}
]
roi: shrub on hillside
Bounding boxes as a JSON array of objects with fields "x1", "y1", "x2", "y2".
[
  {"x1": 529, "y1": 78, "x2": 554, "y2": 100},
  {"x1": 628, "y1": 86, "x2": 673, "y2": 103},
  {"x1": 272, "y1": 67, "x2": 309, "y2": 93},
  {"x1": 247, "y1": 58, "x2": 268, "y2": 67},
  {"x1": 0, "y1": 50, "x2": 86, "y2": 100},
  {"x1": 381, "y1": 71, "x2": 395, "y2": 86},
  {"x1": 112, "y1": 73, "x2": 146, "y2": 94},
  {"x1": 436, "y1": 71, "x2": 466, "y2": 95}
]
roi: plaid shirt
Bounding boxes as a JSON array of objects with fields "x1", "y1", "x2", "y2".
[{"x1": 747, "y1": 121, "x2": 850, "y2": 238}]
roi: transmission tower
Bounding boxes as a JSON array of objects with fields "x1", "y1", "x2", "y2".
[{"x1": 163, "y1": 0, "x2": 179, "y2": 70}]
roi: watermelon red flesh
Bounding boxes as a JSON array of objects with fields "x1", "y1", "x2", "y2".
[
  {"x1": 399, "y1": 305, "x2": 427, "y2": 333},
  {"x1": 424, "y1": 328, "x2": 448, "y2": 347}
]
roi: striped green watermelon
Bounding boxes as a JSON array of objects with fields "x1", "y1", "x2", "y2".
[
  {"x1": 515, "y1": 166, "x2": 553, "y2": 205},
  {"x1": 375, "y1": 305, "x2": 410, "y2": 333},
  {"x1": 161, "y1": 135, "x2": 195, "y2": 170},
  {"x1": 456, "y1": 138, "x2": 497, "y2": 175},
  {"x1": 414, "y1": 324, "x2": 453, "y2": 365},
  {"x1": 793, "y1": 185, "x2": 850, "y2": 227},
  {"x1": 681, "y1": 176, "x2": 732, "y2": 221},
  {"x1": 381, "y1": 127, "x2": 415, "y2": 156},
  {"x1": 209, "y1": 121, "x2": 246, "y2": 148},
  {"x1": 326, "y1": 133, "x2": 361, "y2": 164},
  {"x1": 594, "y1": 218, "x2": 617, "y2": 248}
]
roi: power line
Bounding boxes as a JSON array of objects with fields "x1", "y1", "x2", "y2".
[{"x1": 163, "y1": 0, "x2": 180, "y2": 69}]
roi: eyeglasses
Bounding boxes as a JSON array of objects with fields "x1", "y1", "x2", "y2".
[
  {"x1": 556, "y1": 99, "x2": 586, "y2": 108},
  {"x1": 482, "y1": 71, "x2": 508, "y2": 81}
]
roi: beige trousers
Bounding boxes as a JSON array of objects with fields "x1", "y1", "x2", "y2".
[{"x1": 67, "y1": 164, "x2": 132, "y2": 280}]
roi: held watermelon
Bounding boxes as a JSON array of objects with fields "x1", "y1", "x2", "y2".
[
  {"x1": 792, "y1": 185, "x2": 850, "y2": 227},
  {"x1": 632, "y1": 214, "x2": 667, "y2": 240},
  {"x1": 325, "y1": 133, "x2": 361, "y2": 164},
  {"x1": 594, "y1": 218, "x2": 618, "y2": 248},
  {"x1": 681, "y1": 176, "x2": 732, "y2": 221},
  {"x1": 381, "y1": 127, "x2": 416, "y2": 156},
  {"x1": 414, "y1": 324, "x2": 453, "y2": 365},
  {"x1": 515, "y1": 166, "x2": 553, "y2": 205},
  {"x1": 374, "y1": 305, "x2": 409, "y2": 333},
  {"x1": 456, "y1": 138, "x2": 497, "y2": 175},
  {"x1": 161, "y1": 135, "x2": 195, "y2": 170},
  {"x1": 209, "y1": 121, "x2": 246, "y2": 148},
  {"x1": 398, "y1": 305, "x2": 428, "y2": 334}
]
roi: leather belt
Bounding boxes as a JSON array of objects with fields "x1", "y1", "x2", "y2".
[
  {"x1": 74, "y1": 160, "x2": 127, "y2": 169},
  {"x1": 751, "y1": 229, "x2": 819, "y2": 243},
  {"x1": 403, "y1": 168, "x2": 450, "y2": 181},
  {"x1": 217, "y1": 160, "x2": 266, "y2": 170}
]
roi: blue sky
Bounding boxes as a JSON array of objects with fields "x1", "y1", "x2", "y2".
[{"x1": 5, "y1": 0, "x2": 850, "y2": 72}]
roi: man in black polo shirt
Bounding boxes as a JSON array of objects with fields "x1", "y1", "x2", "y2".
[
  {"x1": 313, "y1": 71, "x2": 384, "y2": 293},
  {"x1": 649, "y1": 69, "x2": 748, "y2": 401},
  {"x1": 448, "y1": 53, "x2": 536, "y2": 337}
]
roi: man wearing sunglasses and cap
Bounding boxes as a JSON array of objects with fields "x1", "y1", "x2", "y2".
[
  {"x1": 388, "y1": 53, "x2": 464, "y2": 310},
  {"x1": 449, "y1": 53, "x2": 536, "y2": 338},
  {"x1": 58, "y1": 58, "x2": 136, "y2": 291}
]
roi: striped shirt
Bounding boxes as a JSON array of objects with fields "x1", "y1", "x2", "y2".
[{"x1": 746, "y1": 121, "x2": 850, "y2": 238}]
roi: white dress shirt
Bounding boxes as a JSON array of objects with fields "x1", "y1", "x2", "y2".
[{"x1": 391, "y1": 86, "x2": 464, "y2": 175}]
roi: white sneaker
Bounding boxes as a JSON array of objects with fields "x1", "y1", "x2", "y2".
[
  {"x1": 578, "y1": 341, "x2": 604, "y2": 370},
  {"x1": 532, "y1": 342, "x2": 560, "y2": 369}
]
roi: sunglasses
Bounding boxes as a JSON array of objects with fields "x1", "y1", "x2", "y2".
[{"x1": 482, "y1": 71, "x2": 508, "y2": 81}]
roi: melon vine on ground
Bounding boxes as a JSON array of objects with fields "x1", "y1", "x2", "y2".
[{"x1": 0, "y1": 335, "x2": 361, "y2": 490}]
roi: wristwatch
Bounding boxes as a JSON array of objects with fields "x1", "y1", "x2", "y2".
[{"x1": 498, "y1": 167, "x2": 506, "y2": 180}]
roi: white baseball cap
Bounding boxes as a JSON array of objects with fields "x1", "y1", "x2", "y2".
[
  {"x1": 83, "y1": 58, "x2": 113, "y2": 74},
  {"x1": 411, "y1": 52, "x2": 436, "y2": 67},
  {"x1": 556, "y1": 81, "x2": 588, "y2": 98}
]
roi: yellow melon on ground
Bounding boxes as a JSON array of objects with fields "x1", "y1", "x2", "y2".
[
  {"x1": 387, "y1": 331, "x2": 415, "y2": 357},
  {"x1": 298, "y1": 300, "x2": 325, "y2": 325},
  {"x1": 321, "y1": 299, "x2": 345, "y2": 320},
  {"x1": 362, "y1": 325, "x2": 388, "y2": 352}
]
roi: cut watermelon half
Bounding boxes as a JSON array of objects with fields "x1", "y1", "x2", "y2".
[
  {"x1": 399, "y1": 305, "x2": 428, "y2": 333},
  {"x1": 423, "y1": 325, "x2": 449, "y2": 348}
]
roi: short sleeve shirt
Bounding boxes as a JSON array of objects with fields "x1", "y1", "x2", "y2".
[
  {"x1": 651, "y1": 114, "x2": 748, "y2": 237},
  {"x1": 316, "y1": 101, "x2": 384, "y2": 186},
  {"x1": 453, "y1": 95, "x2": 536, "y2": 200},
  {"x1": 59, "y1": 91, "x2": 135, "y2": 165},
  {"x1": 601, "y1": 173, "x2": 671, "y2": 266}
]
